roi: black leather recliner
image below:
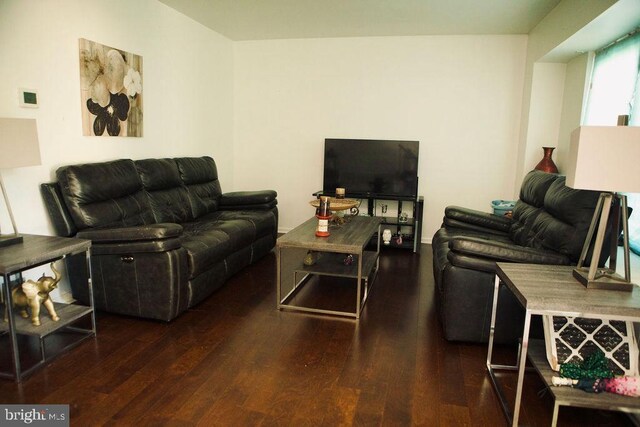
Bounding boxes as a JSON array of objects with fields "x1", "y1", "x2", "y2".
[
  {"x1": 432, "y1": 170, "x2": 612, "y2": 343},
  {"x1": 41, "y1": 156, "x2": 278, "y2": 321}
]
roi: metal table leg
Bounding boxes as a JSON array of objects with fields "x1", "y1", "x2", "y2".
[
  {"x1": 356, "y1": 252, "x2": 362, "y2": 319},
  {"x1": 512, "y1": 310, "x2": 532, "y2": 425},
  {"x1": 86, "y1": 250, "x2": 97, "y2": 335},
  {"x1": 4, "y1": 273, "x2": 21, "y2": 381},
  {"x1": 552, "y1": 402, "x2": 560, "y2": 427},
  {"x1": 487, "y1": 273, "x2": 534, "y2": 426},
  {"x1": 486, "y1": 274, "x2": 500, "y2": 370}
]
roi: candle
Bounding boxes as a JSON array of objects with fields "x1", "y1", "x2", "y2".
[{"x1": 319, "y1": 196, "x2": 331, "y2": 217}]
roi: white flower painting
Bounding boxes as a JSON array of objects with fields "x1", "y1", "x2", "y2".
[{"x1": 79, "y1": 39, "x2": 143, "y2": 137}]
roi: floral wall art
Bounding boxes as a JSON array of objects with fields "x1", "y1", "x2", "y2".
[{"x1": 79, "y1": 38, "x2": 143, "y2": 137}]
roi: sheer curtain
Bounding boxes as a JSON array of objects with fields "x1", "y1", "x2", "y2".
[{"x1": 584, "y1": 31, "x2": 640, "y2": 254}]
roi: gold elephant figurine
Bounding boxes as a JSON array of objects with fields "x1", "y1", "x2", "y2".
[{"x1": 4, "y1": 262, "x2": 62, "y2": 326}]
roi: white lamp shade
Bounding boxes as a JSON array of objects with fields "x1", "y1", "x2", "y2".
[
  {"x1": 565, "y1": 126, "x2": 640, "y2": 193},
  {"x1": 0, "y1": 118, "x2": 41, "y2": 169}
]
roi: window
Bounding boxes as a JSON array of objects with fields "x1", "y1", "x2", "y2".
[{"x1": 584, "y1": 31, "x2": 640, "y2": 255}]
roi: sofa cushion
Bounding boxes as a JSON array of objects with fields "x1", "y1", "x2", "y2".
[
  {"x1": 175, "y1": 156, "x2": 222, "y2": 218},
  {"x1": 534, "y1": 177, "x2": 600, "y2": 261},
  {"x1": 180, "y1": 216, "x2": 257, "y2": 278},
  {"x1": 56, "y1": 159, "x2": 155, "y2": 230},
  {"x1": 135, "y1": 158, "x2": 195, "y2": 223},
  {"x1": 518, "y1": 170, "x2": 557, "y2": 207},
  {"x1": 509, "y1": 201, "x2": 544, "y2": 246},
  {"x1": 509, "y1": 170, "x2": 558, "y2": 247},
  {"x1": 544, "y1": 176, "x2": 600, "y2": 234},
  {"x1": 181, "y1": 229, "x2": 231, "y2": 279},
  {"x1": 213, "y1": 210, "x2": 278, "y2": 239}
]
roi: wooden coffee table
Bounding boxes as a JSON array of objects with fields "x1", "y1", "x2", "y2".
[{"x1": 276, "y1": 216, "x2": 382, "y2": 319}]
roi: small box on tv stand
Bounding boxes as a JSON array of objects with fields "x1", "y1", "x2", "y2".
[{"x1": 369, "y1": 234, "x2": 416, "y2": 251}]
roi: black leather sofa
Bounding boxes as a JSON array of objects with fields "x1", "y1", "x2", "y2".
[
  {"x1": 432, "y1": 170, "x2": 611, "y2": 343},
  {"x1": 41, "y1": 156, "x2": 278, "y2": 321}
]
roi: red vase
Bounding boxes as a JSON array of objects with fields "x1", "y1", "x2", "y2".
[{"x1": 534, "y1": 147, "x2": 558, "y2": 173}]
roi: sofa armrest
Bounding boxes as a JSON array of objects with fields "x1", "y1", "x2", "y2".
[
  {"x1": 76, "y1": 223, "x2": 183, "y2": 242},
  {"x1": 219, "y1": 190, "x2": 277, "y2": 210},
  {"x1": 444, "y1": 206, "x2": 511, "y2": 234},
  {"x1": 40, "y1": 183, "x2": 78, "y2": 237},
  {"x1": 449, "y1": 236, "x2": 571, "y2": 265},
  {"x1": 76, "y1": 223, "x2": 184, "y2": 255}
]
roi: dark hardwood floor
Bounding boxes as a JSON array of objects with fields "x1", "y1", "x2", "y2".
[{"x1": 0, "y1": 246, "x2": 632, "y2": 426}]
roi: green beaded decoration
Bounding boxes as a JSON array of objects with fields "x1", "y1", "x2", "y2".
[{"x1": 559, "y1": 349, "x2": 613, "y2": 380}]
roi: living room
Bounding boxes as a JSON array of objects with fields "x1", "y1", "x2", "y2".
[{"x1": 1, "y1": 0, "x2": 639, "y2": 425}]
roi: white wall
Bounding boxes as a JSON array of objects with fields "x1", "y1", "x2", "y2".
[
  {"x1": 523, "y1": 62, "x2": 566, "y2": 172},
  {"x1": 234, "y1": 35, "x2": 528, "y2": 241},
  {"x1": 556, "y1": 53, "x2": 591, "y2": 170},
  {"x1": 0, "y1": 0, "x2": 233, "y2": 286},
  {"x1": 514, "y1": 0, "x2": 616, "y2": 186},
  {"x1": 0, "y1": 0, "x2": 233, "y2": 233}
]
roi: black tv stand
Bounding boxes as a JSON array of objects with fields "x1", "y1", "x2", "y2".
[{"x1": 313, "y1": 192, "x2": 424, "y2": 253}]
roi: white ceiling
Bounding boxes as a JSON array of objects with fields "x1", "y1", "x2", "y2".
[
  {"x1": 158, "y1": 0, "x2": 562, "y2": 41},
  {"x1": 542, "y1": 0, "x2": 640, "y2": 62}
]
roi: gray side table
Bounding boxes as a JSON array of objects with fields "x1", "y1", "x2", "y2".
[
  {"x1": 487, "y1": 263, "x2": 640, "y2": 426},
  {"x1": 0, "y1": 235, "x2": 95, "y2": 382}
]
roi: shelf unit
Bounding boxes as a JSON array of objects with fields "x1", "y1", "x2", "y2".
[
  {"x1": 314, "y1": 192, "x2": 424, "y2": 253},
  {"x1": 295, "y1": 252, "x2": 379, "y2": 280},
  {"x1": 527, "y1": 340, "x2": 640, "y2": 420}
]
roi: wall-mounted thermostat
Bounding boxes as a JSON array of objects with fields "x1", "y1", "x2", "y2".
[{"x1": 19, "y1": 88, "x2": 38, "y2": 108}]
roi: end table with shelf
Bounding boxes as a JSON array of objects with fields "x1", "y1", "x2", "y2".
[
  {"x1": 0, "y1": 235, "x2": 95, "y2": 382},
  {"x1": 487, "y1": 263, "x2": 640, "y2": 426},
  {"x1": 277, "y1": 216, "x2": 382, "y2": 319}
]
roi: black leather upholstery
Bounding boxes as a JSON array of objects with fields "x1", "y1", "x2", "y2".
[
  {"x1": 444, "y1": 206, "x2": 511, "y2": 233},
  {"x1": 40, "y1": 183, "x2": 77, "y2": 237},
  {"x1": 135, "y1": 159, "x2": 195, "y2": 224},
  {"x1": 42, "y1": 156, "x2": 278, "y2": 321},
  {"x1": 57, "y1": 159, "x2": 155, "y2": 229},
  {"x1": 432, "y1": 170, "x2": 609, "y2": 344},
  {"x1": 175, "y1": 156, "x2": 223, "y2": 218}
]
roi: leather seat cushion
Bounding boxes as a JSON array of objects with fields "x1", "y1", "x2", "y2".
[
  {"x1": 181, "y1": 217, "x2": 257, "y2": 278},
  {"x1": 213, "y1": 210, "x2": 277, "y2": 238}
]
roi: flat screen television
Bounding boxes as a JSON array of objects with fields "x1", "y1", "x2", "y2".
[{"x1": 323, "y1": 138, "x2": 419, "y2": 198}]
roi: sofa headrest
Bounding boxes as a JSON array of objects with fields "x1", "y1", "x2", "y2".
[
  {"x1": 175, "y1": 156, "x2": 222, "y2": 218},
  {"x1": 135, "y1": 158, "x2": 195, "y2": 223},
  {"x1": 511, "y1": 172, "x2": 604, "y2": 263},
  {"x1": 519, "y1": 170, "x2": 558, "y2": 207},
  {"x1": 136, "y1": 158, "x2": 182, "y2": 191},
  {"x1": 176, "y1": 156, "x2": 218, "y2": 185},
  {"x1": 56, "y1": 159, "x2": 155, "y2": 230},
  {"x1": 544, "y1": 176, "x2": 600, "y2": 230}
]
